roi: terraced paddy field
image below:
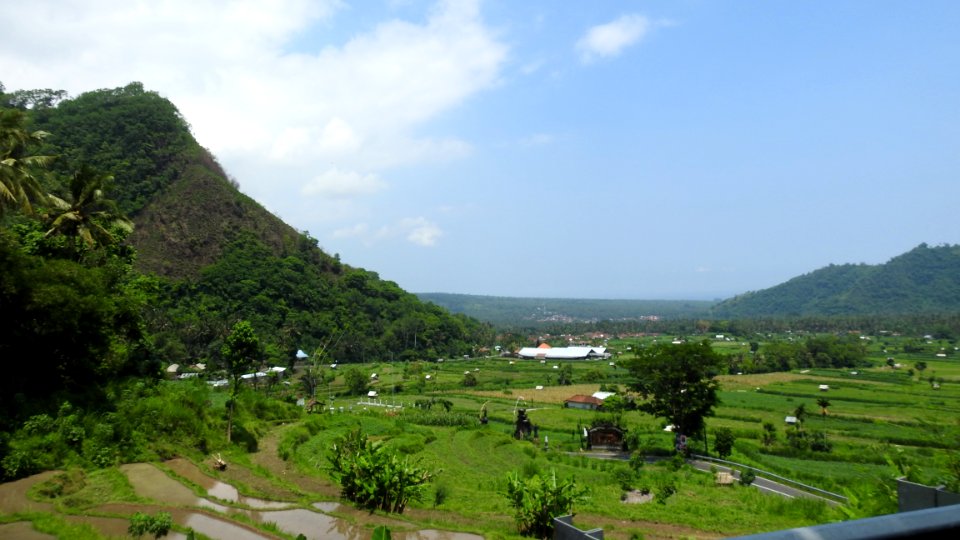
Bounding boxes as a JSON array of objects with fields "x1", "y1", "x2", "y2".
[{"x1": 2, "y1": 336, "x2": 958, "y2": 539}]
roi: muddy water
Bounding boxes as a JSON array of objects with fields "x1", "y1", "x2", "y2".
[
  {"x1": 181, "y1": 512, "x2": 275, "y2": 540},
  {"x1": 0, "y1": 522, "x2": 54, "y2": 540},
  {"x1": 120, "y1": 463, "x2": 228, "y2": 512},
  {"x1": 164, "y1": 458, "x2": 291, "y2": 509},
  {"x1": 253, "y1": 508, "x2": 366, "y2": 540},
  {"x1": 0, "y1": 470, "x2": 57, "y2": 514},
  {"x1": 122, "y1": 463, "x2": 483, "y2": 540}
]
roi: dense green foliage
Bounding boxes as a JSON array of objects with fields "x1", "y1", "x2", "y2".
[
  {"x1": 127, "y1": 511, "x2": 172, "y2": 539},
  {"x1": 21, "y1": 82, "x2": 193, "y2": 216},
  {"x1": 623, "y1": 341, "x2": 725, "y2": 441},
  {"x1": 327, "y1": 428, "x2": 433, "y2": 513},
  {"x1": 0, "y1": 82, "x2": 491, "y2": 479},
  {"x1": 726, "y1": 334, "x2": 869, "y2": 375},
  {"x1": 0, "y1": 229, "x2": 151, "y2": 430},
  {"x1": 503, "y1": 470, "x2": 588, "y2": 538},
  {"x1": 714, "y1": 244, "x2": 960, "y2": 318}
]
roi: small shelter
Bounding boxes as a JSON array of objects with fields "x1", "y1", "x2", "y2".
[{"x1": 587, "y1": 425, "x2": 626, "y2": 451}]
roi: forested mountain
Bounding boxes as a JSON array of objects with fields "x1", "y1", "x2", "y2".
[
  {"x1": 417, "y1": 292, "x2": 714, "y2": 328},
  {"x1": 0, "y1": 82, "x2": 492, "y2": 427},
  {"x1": 712, "y1": 244, "x2": 960, "y2": 318}
]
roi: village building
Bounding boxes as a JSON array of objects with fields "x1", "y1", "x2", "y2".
[
  {"x1": 564, "y1": 395, "x2": 604, "y2": 410},
  {"x1": 516, "y1": 343, "x2": 609, "y2": 360}
]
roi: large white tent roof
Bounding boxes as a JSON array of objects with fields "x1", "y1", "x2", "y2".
[{"x1": 516, "y1": 346, "x2": 606, "y2": 359}]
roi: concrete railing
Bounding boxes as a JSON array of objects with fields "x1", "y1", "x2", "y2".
[
  {"x1": 690, "y1": 454, "x2": 848, "y2": 503},
  {"x1": 727, "y1": 504, "x2": 960, "y2": 539},
  {"x1": 896, "y1": 477, "x2": 960, "y2": 512},
  {"x1": 553, "y1": 515, "x2": 603, "y2": 540}
]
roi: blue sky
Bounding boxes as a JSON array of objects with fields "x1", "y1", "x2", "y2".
[{"x1": 3, "y1": 1, "x2": 959, "y2": 299}]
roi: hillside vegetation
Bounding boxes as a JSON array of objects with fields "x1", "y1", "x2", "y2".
[
  {"x1": 713, "y1": 244, "x2": 960, "y2": 318},
  {"x1": 0, "y1": 82, "x2": 490, "y2": 447}
]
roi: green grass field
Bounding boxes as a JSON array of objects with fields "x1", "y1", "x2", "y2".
[{"x1": 6, "y1": 335, "x2": 958, "y2": 539}]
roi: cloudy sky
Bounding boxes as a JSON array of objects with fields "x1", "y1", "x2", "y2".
[{"x1": 3, "y1": 1, "x2": 959, "y2": 299}]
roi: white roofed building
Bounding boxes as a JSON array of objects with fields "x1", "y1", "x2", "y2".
[{"x1": 517, "y1": 346, "x2": 608, "y2": 360}]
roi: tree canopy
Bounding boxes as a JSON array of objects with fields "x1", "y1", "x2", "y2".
[{"x1": 622, "y1": 340, "x2": 724, "y2": 442}]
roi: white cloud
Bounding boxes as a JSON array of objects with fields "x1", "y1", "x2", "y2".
[
  {"x1": 329, "y1": 216, "x2": 442, "y2": 247},
  {"x1": 575, "y1": 14, "x2": 650, "y2": 63},
  {"x1": 401, "y1": 217, "x2": 443, "y2": 246},
  {"x1": 0, "y1": 0, "x2": 506, "y2": 233},
  {"x1": 301, "y1": 169, "x2": 386, "y2": 199}
]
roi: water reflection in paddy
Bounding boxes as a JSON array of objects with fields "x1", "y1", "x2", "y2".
[
  {"x1": 120, "y1": 461, "x2": 483, "y2": 540},
  {"x1": 164, "y1": 458, "x2": 292, "y2": 509}
]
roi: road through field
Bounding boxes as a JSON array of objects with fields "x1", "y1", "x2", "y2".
[{"x1": 579, "y1": 451, "x2": 842, "y2": 506}]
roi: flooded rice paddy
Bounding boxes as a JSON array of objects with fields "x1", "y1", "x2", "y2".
[{"x1": 1, "y1": 460, "x2": 483, "y2": 540}]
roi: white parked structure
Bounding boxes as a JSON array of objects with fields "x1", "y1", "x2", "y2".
[{"x1": 516, "y1": 346, "x2": 609, "y2": 360}]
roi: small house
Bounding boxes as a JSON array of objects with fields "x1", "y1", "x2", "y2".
[
  {"x1": 819, "y1": 384, "x2": 829, "y2": 391},
  {"x1": 564, "y1": 395, "x2": 604, "y2": 411}
]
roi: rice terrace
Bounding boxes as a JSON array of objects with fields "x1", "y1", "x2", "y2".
[{"x1": 2, "y1": 329, "x2": 958, "y2": 539}]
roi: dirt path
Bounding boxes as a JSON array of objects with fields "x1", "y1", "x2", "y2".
[{"x1": 247, "y1": 424, "x2": 340, "y2": 499}]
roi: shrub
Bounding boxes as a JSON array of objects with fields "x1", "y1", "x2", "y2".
[
  {"x1": 327, "y1": 429, "x2": 434, "y2": 513},
  {"x1": 667, "y1": 453, "x2": 686, "y2": 471},
  {"x1": 713, "y1": 427, "x2": 735, "y2": 459},
  {"x1": 613, "y1": 466, "x2": 635, "y2": 491},
  {"x1": 655, "y1": 482, "x2": 676, "y2": 504},
  {"x1": 433, "y1": 483, "x2": 449, "y2": 507},
  {"x1": 502, "y1": 470, "x2": 588, "y2": 538},
  {"x1": 810, "y1": 431, "x2": 833, "y2": 453},
  {"x1": 521, "y1": 460, "x2": 541, "y2": 479},
  {"x1": 739, "y1": 469, "x2": 756, "y2": 486},
  {"x1": 278, "y1": 426, "x2": 311, "y2": 460},
  {"x1": 128, "y1": 511, "x2": 172, "y2": 539}
]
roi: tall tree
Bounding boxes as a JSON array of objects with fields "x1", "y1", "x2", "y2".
[
  {"x1": 816, "y1": 397, "x2": 831, "y2": 417},
  {"x1": 0, "y1": 108, "x2": 53, "y2": 215},
  {"x1": 45, "y1": 165, "x2": 132, "y2": 250},
  {"x1": 221, "y1": 320, "x2": 261, "y2": 443},
  {"x1": 713, "y1": 427, "x2": 736, "y2": 459},
  {"x1": 623, "y1": 340, "x2": 724, "y2": 446},
  {"x1": 794, "y1": 403, "x2": 809, "y2": 431}
]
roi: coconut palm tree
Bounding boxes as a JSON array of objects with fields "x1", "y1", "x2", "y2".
[
  {"x1": 0, "y1": 108, "x2": 54, "y2": 215},
  {"x1": 793, "y1": 403, "x2": 808, "y2": 431},
  {"x1": 45, "y1": 165, "x2": 132, "y2": 249},
  {"x1": 817, "y1": 397, "x2": 831, "y2": 417}
]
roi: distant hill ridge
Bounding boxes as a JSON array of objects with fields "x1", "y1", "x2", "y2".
[
  {"x1": 711, "y1": 243, "x2": 960, "y2": 318},
  {"x1": 416, "y1": 293, "x2": 714, "y2": 327}
]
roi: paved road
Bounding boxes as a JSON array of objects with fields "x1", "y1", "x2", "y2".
[{"x1": 576, "y1": 451, "x2": 841, "y2": 506}]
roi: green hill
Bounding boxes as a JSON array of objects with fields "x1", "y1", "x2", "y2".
[
  {"x1": 712, "y1": 243, "x2": 960, "y2": 318},
  {"x1": 7, "y1": 82, "x2": 491, "y2": 370}
]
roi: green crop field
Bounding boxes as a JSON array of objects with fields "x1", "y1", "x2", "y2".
[{"x1": 5, "y1": 334, "x2": 958, "y2": 540}]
